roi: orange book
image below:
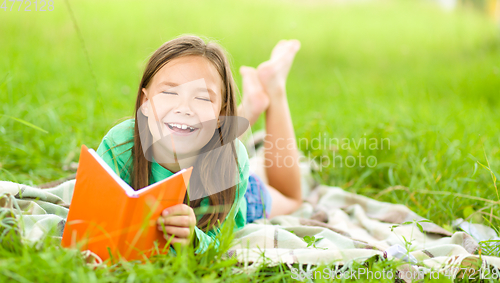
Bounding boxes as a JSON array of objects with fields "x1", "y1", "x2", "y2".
[{"x1": 61, "y1": 145, "x2": 192, "y2": 262}]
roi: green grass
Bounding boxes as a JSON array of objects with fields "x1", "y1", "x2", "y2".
[{"x1": 1, "y1": 0, "x2": 500, "y2": 281}]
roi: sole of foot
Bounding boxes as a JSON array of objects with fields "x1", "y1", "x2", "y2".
[
  {"x1": 257, "y1": 39, "x2": 301, "y2": 100},
  {"x1": 240, "y1": 66, "x2": 270, "y2": 125}
]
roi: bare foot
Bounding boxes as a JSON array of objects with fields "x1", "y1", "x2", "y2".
[
  {"x1": 239, "y1": 66, "x2": 269, "y2": 126},
  {"x1": 257, "y1": 40, "x2": 301, "y2": 101}
]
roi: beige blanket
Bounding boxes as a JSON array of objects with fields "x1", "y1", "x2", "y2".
[
  {"x1": 227, "y1": 184, "x2": 500, "y2": 281},
  {"x1": 1, "y1": 149, "x2": 499, "y2": 281}
]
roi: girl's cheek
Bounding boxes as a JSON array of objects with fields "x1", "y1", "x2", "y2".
[
  {"x1": 150, "y1": 94, "x2": 176, "y2": 121},
  {"x1": 193, "y1": 104, "x2": 218, "y2": 122}
]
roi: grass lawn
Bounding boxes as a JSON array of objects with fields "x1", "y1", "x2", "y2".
[{"x1": 1, "y1": 0, "x2": 500, "y2": 281}]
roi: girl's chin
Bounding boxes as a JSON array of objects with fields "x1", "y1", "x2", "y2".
[{"x1": 152, "y1": 143, "x2": 201, "y2": 159}]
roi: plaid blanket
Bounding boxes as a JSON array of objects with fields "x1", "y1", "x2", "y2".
[
  {"x1": 227, "y1": 184, "x2": 500, "y2": 280},
  {"x1": 1, "y1": 149, "x2": 499, "y2": 281},
  {"x1": 0, "y1": 179, "x2": 73, "y2": 242}
]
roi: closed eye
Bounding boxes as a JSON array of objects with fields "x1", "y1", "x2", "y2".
[
  {"x1": 162, "y1": 91, "x2": 178, "y2": 95},
  {"x1": 196, "y1": 97, "x2": 211, "y2": 102}
]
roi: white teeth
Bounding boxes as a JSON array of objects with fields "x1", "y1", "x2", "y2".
[{"x1": 168, "y1": 123, "x2": 195, "y2": 131}]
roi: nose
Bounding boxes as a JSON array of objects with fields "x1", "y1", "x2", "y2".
[{"x1": 173, "y1": 96, "x2": 194, "y2": 116}]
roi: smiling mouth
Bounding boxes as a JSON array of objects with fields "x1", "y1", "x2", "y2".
[{"x1": 165, "y1": 122, "x2": 198, "y2": 133}]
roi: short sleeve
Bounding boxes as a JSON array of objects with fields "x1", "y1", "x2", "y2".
[{"x1": 95, "y1": 119, "x2": 135, "y2": 184}]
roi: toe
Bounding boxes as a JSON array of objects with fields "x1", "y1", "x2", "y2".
[
  {"x1": 289, "y1": 39, "x2": 301, "y2": 52},
  {"x1": 271, "y1": 40, "x2": 290, "y2": 59},
  {"x1": 241, "y1": 66, "x2": 259, "y2": 78},
  {"x1": 240, "y1": 65, "x2": 252, "y2": 75}
]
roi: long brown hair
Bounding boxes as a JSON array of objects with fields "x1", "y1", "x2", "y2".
[{"x1": 132, "y1": 35, "x2": 241, "y2": 231}]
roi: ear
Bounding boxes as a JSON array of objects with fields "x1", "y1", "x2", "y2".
[{"x1": 140, "y1": 88, "x2": 150, "y2": 117}]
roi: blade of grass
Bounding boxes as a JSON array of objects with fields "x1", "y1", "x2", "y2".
[
  {"x1": 477, "y1": 147, "x2": 499, "y2": 201},
  {"x1": 0, "y1": 115, "x2": 48, "y2": 134}
]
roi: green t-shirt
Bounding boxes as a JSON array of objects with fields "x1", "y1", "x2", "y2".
[{"x1": 95, "y1": 119, "x2": 249, "y2": 253}]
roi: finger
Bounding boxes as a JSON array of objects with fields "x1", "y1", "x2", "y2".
[
  {"x1": 160, "y1": 215, "x2": 194, "y2": 227},
  {"x1": 159, "y1": 226, "x2": 190, "y2": 238},
  {"x1": 162, "y1": 204, "x2": 193, "y2": 217},
  {"x1": 157, "y1": 214, "x2": 196, "y2": 228},
  {"x1": 157, "y1": 217, "x2": 165, "y2": 225},
  {"x1": 163, "y1": 234, "x2": 189, "y2": 245}
]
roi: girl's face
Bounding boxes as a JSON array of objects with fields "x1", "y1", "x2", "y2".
[{"x1": 140, "y1": 55, "x2": 224, "y2": 160}]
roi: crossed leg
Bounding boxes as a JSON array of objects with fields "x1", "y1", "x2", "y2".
[{"x1": 237, "y1": 40, "x2": 303, "y2": 218}]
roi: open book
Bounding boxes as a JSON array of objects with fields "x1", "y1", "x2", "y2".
[{"x1": 61, "y1": 145, "x2": 193, "y2": 262}]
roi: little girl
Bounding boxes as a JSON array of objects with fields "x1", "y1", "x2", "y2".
[{"x1": 96, "y1": 35, "x2": 303, "y2": 253}]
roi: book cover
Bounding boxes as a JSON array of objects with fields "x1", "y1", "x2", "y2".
[{"x1": 61, "y1": 145, "x2": 192, "y2": 261}]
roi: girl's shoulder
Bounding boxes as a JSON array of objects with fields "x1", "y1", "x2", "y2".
[
  {"x1": 97, "y1": 119, "x2": 135, "y2": 158},
  {"x1": 96, "y1": 119, "x2": 135, "y2": 182},
  {"x1": 100, "y1": 119, "x2": 135, "y2": 146}
]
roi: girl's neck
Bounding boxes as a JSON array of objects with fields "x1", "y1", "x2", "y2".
[
  {"x1": 152, "y1": 145, "x2": 198, "y2": 173},
  {"x1": 160, "y1": 162, "x2": 182, "y2": 173}
]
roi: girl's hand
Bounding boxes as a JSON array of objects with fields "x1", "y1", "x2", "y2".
[{"x1": 157, "y1": 204, "x2": 196, "y2": 246}]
